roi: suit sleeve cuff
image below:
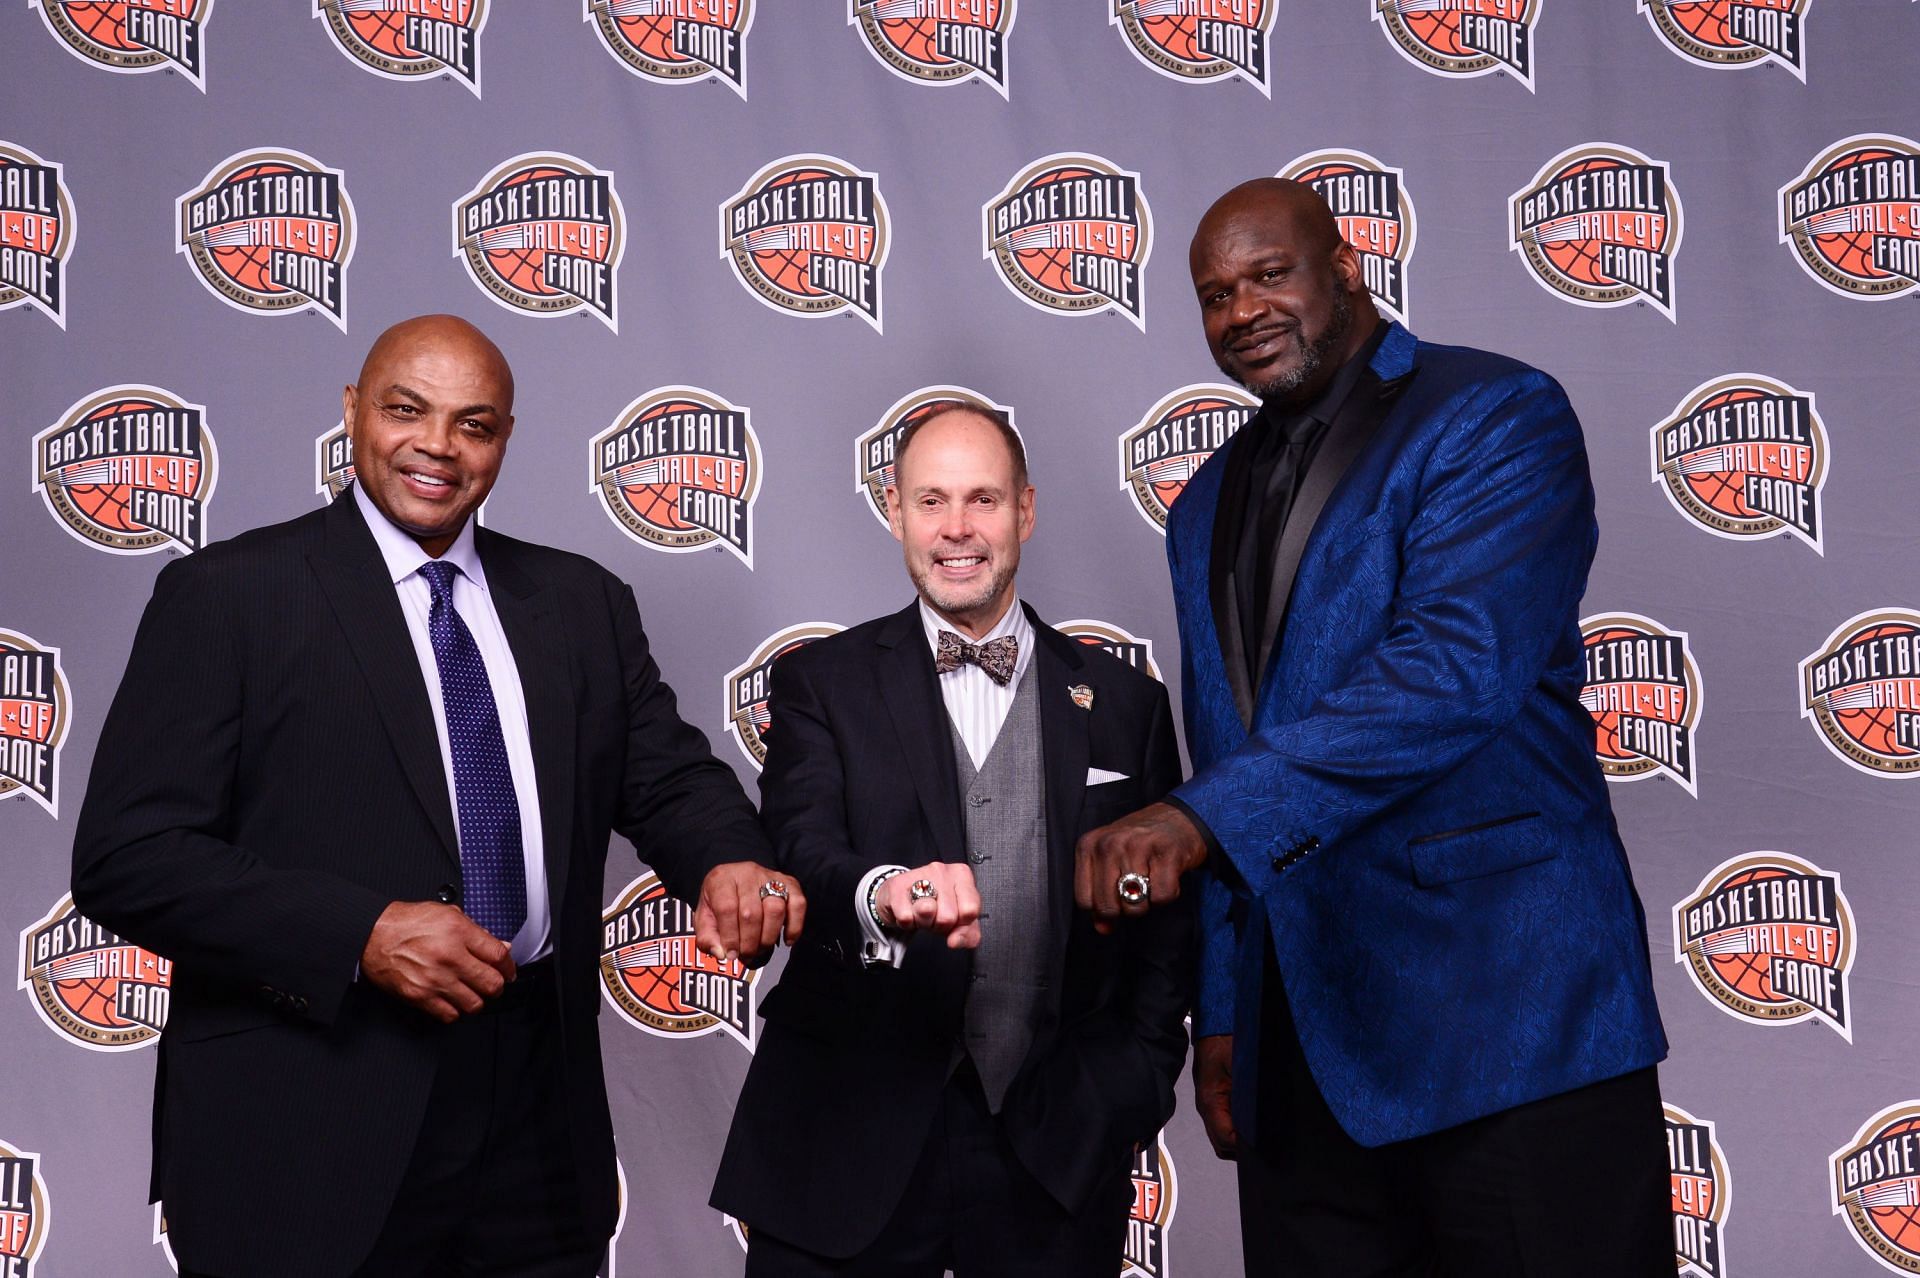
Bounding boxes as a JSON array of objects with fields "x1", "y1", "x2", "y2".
[
  {"x1": 1162, "y1": 794, "x2": 1247, "y2": 893},
  {"x1": 854, "y1": 865, "x2": 909, "y2": 968}
]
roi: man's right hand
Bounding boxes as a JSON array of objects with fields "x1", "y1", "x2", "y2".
[
  {"x1": 876, "y1": 861, "x2": 982, "y2": 949},
  {"x1": 361, "y1": 901, "x2": 515, "y2": 1024},
  {"x1": 1194, "y1": 1034, "x2": 1239, "y2": 1160}
]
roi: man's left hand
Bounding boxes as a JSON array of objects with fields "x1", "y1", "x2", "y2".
[
  {"x1": 1074, "y1": 802, "x2": 1209, "y2": 934},
  {"x1": 694, "y1": 862, "x2": 806, "y2": 966}
]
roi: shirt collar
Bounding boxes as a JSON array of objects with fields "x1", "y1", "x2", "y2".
[
  {"x1": 1273, "y1": 316, "x2": 1390, "y2": 433},
  {"x1": 918, "y1": 595, "x2": 1033, "y2": 676},
  {"x1": 351, "y1": 481, "x2": 488, "y2": 594}
]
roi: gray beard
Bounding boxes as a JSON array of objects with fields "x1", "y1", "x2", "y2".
[{"x1": 1226, "y1": 286, "x2": 1354, "y2": 402}]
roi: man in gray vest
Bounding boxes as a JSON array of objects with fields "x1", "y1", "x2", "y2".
[{"x1": 711, "y1": 404, "x2": 1194, "y2": 1276}]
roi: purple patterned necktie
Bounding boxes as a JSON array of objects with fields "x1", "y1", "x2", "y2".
[
  {"x1": 934, "y1": 629, "x2": 1018, "y2": 685},
  {"x1": 419, "y1": 560, "x2": 526, "y2": 942}
]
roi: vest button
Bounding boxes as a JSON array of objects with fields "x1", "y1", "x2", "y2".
[{"x1": 969, "y1": 794, "x2": 990, "y2": 806}]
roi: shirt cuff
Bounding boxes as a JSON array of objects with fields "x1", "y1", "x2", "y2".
[{"x1": 855, "y1": 864, "x2": 910, "y2": 968}]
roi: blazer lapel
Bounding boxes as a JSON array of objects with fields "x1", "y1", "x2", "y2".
[
  {"x1": 874, "y1": 604, "x2": 966, "y2": 857},
  {"x1": 1206, "y1": 421, "x2": 1261, "y2": 729},
  {"x1": 306, "y1": 494, "x2": 459, "y2": 867},
  {"x1": 1028, "y1": 613, "x2": 1089, "y2": 944},
  {"x1": 480, "y1": 532, "x2": 578, "y2": 915}
]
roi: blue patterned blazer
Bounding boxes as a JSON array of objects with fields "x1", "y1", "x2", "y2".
[{"x1": 1167, "y1": 321, "x2": 1666, "y2": 1147}]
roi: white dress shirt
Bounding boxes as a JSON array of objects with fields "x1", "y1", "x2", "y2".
[
  {"x1": 354, "y1": 483, "x2": 550, "y2": 964},
  {"x1": 855, "y1": 597, "x2": 1034, "y2": 966}
]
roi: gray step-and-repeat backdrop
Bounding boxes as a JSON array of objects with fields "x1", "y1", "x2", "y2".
[{"x1": 3, "y1": 3, "x2": 1917, "y2": 1275}]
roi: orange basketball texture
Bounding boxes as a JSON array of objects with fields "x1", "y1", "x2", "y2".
[
  {"x1": 62, "y1": 399, "x2": 161, "y2": 533},
  {"x1": 748, "y1": 168, "x2": 874, "y2": 300},
  {"x1": 1584, "y1": 626, "x2": 1686, "y2": 761},
  {"x1": 1679, "y1": 388, "x2": 1776, "y2": 519},
  {"x1": 617, "y1": 400, "x2": 746, "y2": 534},
  {"x1": 60, "y1": 2, "x2": 147, "y2": 51},
  {"x1": 1154, "y1": 399, "x2": 1239, "y2": 511},
  {"x1": 618, "y1": 0, "x2": 739, "y2": 61},
  {"x1": 344, "y1": 10, "x2": 414, "y2": 58},
  {"x1": 1293, "y1": 163, "x2": 1403, "y2": 258},
  {"x1": 482, "y1": 165, "x2": 613, "y2": 298},
  {"x1": 206, "y1": 162, "x2": 309, "y2": 295},
  {"x1": 1831, "y1": 622, "x2": 1919, "y2": 757},
  {"x1": 1810, "y1": 147, "x2": 1903, "y2": 280},
  {"x1": 876, "y1": 0, "x2": 1001, "y2": 65},
  {"x1": 1011, "y1": 165, "x2": 1131, "y2": 297},
  {"x1": 1538, "y1": 157, "x2": 1667, "y2": 287},
  {"x1": 1867, "y1": 1115, "x2": 1920, "y2": 1252},
  {"x1": 1702, "y1": 866, "x2": 1794, "y2": 1003},
  {"x1": 1403, "y1": 0, "x2": 1526, "y2": 57}
]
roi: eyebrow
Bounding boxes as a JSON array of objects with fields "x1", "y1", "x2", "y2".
[{"x1": 382, "y1": 383, "x2": 501, "y2": 418}]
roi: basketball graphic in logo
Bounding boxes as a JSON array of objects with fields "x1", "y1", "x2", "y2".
[
  {"x1": 1058, "y1": 619, "x2": 1162, "y2": 682},
  {"x1": 984, "y1": 153, "x2": 1152, "y2": 329},
  {"x1": 1580, "y1": 613, "x2": 1702, "y2": 795},
  {"x1": 1279, "y1": 149, "x2": 1416, "y2": 323},
  {"x1": 1511, "y1": 144, "x2": 1681, "y2": 319},
  {"x1": 850, "y1": 0, "x2": 1013, "y2": 95},
  {"x1": 453, "y1": 152, "x2": 624, "y2": 331},
  {"x1": 1831, "y1": 1102, "x2": 1920, "y2": 1274},
  {"x1": 315, "y1": 0, "x2": 486, "y2": 94},
  {"x1": 1674, "y1": 852, "x2": 1854, "y2": 1040},
  {"x1": 1666, "y1": 1104, "x2": 1732, "y2": 1278},
  {"x1": 1652, "y1": 375, "x2": 1827, "y2": 553},
  {"x1": 584, "y1": 0, "x2": 752, "y2": 96},
  {"x1": 0, "y1": 1141, "x2": 50, "y2": 1278},
  {"x1": 1778, "y1": 135, "x2": 1920, "y2": 300},
  {"x1": 33, "y1": 385, "x2": 217, "y2": 555},
  {"x1": 29, "y1": 0, "x2": 214, "y2": 89},
  {"x1": 1799, "y1": 610, "x2": 1920, "y2": 778},
  {"x1": 316, "y1": 420, "x2": 354, "y2": 503},
  {"x1": 0, "y1": 630, "x2": 69, "y2": 818},
  {"x1": 590, "y1": 387, "x2": 761, "y2": 566},
  {"x1": 176, "y1": 148, "x2": 354, "y2": 329},
  {"x1": 1122, "y1": 1133, "x2": 1177, "y2": 1277},
  {"x1": 1640, "y1": 0, "x2": 1810, "y2": 79},
  {"x1": 1119, "y1": 384, "x2": 1258, "y2": 533},
  {"x1": 18, "y1": 894, "x2": 171, "y2": 1051},
  {"x1": 724, "y1": 623, "x2": 844, "y2": 769},
  {"x1": 600, "y1": 873, "x2": 758, "y2": 1048},
  {"x1": 721, "y1": 155, "x2": 888, "y2": 329},
  {"x1": 0, "y1": 141, "x2": 76, "y2": 329},
  {"x1": 1111, "y1": 0, "x2": 1273, "y2": 96},
  {"x1": 855, "y1": 386, "x2": 1017, "y2": 528},
  {"x1": 1373, "y1": 0, "x2": 1537, "y2": 91}
]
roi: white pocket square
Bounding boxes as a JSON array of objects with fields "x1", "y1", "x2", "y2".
[{"x1": 1086, "y1": 768, "x2": 1131, "y2": 785}]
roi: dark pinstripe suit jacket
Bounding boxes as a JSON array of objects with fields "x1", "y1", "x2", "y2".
[{"x1": 72, "y1": 490, "x2": 766, "y2": 1278}]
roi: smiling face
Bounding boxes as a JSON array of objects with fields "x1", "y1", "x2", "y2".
[
  {"x1": 885, "y1": 407, "x2": 1035, "y2": 639},
  {"x1": 1190, "y1": 179, "x2": 1376, "y2": 404},
  {"x1": 342, "y1": 315, "x2": 515, "y2": 557}
]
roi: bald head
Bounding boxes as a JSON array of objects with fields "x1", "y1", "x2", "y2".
[
  {"x1": 343, "y1": 314, "x2": 515, "y2": 557},
  {"x1": 1188, "y1": 179, "x2": 1377, "y2": 403}
]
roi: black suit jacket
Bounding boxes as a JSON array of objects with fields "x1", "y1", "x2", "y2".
[
  {"x1": 71, "y1": 492, "x2": 767, "y2": 1278},
  {"x1": 709, "y1": 602, "x2": 1193, "y2": 1258}
]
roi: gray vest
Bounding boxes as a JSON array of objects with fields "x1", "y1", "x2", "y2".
[{"x1": 948, "y1": 669, "x2": 1049, "y2": 1112}]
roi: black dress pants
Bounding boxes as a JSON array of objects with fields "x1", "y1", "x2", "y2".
[
  {"x1": 1237, "y1": 958, "x2": 1672, "y2": 1278},
  {"x1": 746, "y1": 1061, "x2": 1133, "y2": 1278}
]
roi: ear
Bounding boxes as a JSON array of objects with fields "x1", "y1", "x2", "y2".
[
  {"x1": 341, "y1": 383, "x2": 357, "y2": 429},
  {"x1": 884, "y1": 485, "x2": 905, "y2": 544},
  {"x1": 1016, "y1": 484, "x2": 1035, "y2": 544},
  {"x1": 1330, "y1": 239, "x2": 1364, "y2": 294}
]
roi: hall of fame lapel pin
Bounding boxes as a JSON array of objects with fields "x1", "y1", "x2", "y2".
[{"x1": 1069, "y1": 684, "x2": 1094, "y2": 711}]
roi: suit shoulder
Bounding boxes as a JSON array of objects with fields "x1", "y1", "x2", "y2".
[
  {"x1": 1411, "y1": 338, "x2": 1566, "y2": 400},
  {"x1": 770, "y1": 613, "x2": 897, "y2": 679},
  {"x1": 1043, "y1": 627, "x2": 1165, "y2": 703},
  {"x1": 160, "y1": 506, "x2": 328, "y2": 581}
]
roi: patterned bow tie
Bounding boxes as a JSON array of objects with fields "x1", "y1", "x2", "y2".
[{"x1": 934, "y1": 630, "x2": 1018, "y2": 685}]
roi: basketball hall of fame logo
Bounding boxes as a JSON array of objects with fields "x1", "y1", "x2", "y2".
[
  {"x1": 1640, "y1": 0, "x2": 1810, "y2": 80},
  {"x1": 315, "y1": 0, "x2": 487, "y2": 96},
  {"x1": 721, "y1": 155, "x2": 888, "y2": 330},
  {"x1": 0, "y1": 1141, "x2": 50, "y2": 1278},
  {"x1": 29, "y1": 0, "x2": 213, "y2": 90},
  {"x1": 985, "y1": 154, "x2": 1151, "y2": 329},
  {"x1": 0, "y1": 141, "x2": 76, "y2": 329},
  {"x1": 724, "y1": 623, "x2": 844, "y2": 770},
  {"x1": 1832, "y1": 1102, "x2": 1920, "y2": 1274},
  {"x1": 1122, "y1": 1134, "x2": 1177, "y2": 1277},
  {"x1": 317, "y1": 420, "x2": 354, "y2": 502},
  {"x1": 454, "y1": 152, "x2": 624, "y2": 331},
  {"x1": 1278, "y1": 149, "x2": 1415, "y2": 323},
  {"x1": 1667, "y1": 1104, "x2": 1733, "y2": 1278},
  {"x1": 851, "y1": 0, "x2": 1013, "y2": 96},
  {"x1": 1373, "y1": 0, "x2": 1537, "y2": 92},
  {"x1": 176, "y1": 148, "x2": 355, "y2": 329},
  {"x1": 584, "y1": 0, "x2": 751, "y2": 97},
  {"x1": 1510, "y1": 144, "x2": 1681, "y2": 320},
  {"x1": 1058, "y1": 619, "x2": 1162, "y2": 682},
  {"x1": 1779, "y1": 135, "x2": 1920, "y2": 300},
  {"x1": 1652, "y1": 375, "x2": 1827, "y2": 554},
  {"x1": 33, "y1": 385, "x2": 217, "y2": 555},
  {"x1": 1110, "y1": 0, "x2": 1273, "y2": 97},
  {"x1": 1799, "y1": 609, "x2": 1920, "y2": 778},
  {"x1": 1119, "y1": 384, "x2": 1258, "y2": 534},
  {"x1": 0, "y1": 631, "x2": 68, "y2": 818},
  {"x1": 854, "y1": 386, "x2": 1017, "y2": 528},
  {"x1": 600, "y1": 872, "x2": 758, "y2": 1048},
  {"x1": 1579, "y1": 613, "x2": 1701, "y2": 795},
  {"x1": 18, "y1": 893, "x2": 172, "y2": 1051},
  {"x1": 590, "y1": 387, "x2": 761, "y2": 566},
  {"x1": 1673, "y1": 852, "x2": 1854, "y2": 1041}
]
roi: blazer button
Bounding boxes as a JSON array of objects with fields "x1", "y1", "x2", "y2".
[
  {"x1": 435, "y1": 884, "x2": 459, "y2": 905},
  {"x1": 293, "y1": 996, "x2": 310, "y2": 1014}
]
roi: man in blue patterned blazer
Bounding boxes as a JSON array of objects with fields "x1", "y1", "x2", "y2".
[{"x1": 1075, "y1": 179, "x2": 1671, "y2": 1275}]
